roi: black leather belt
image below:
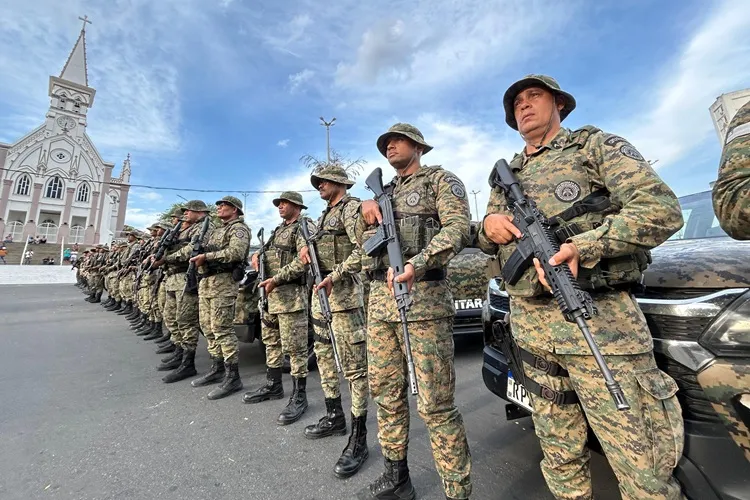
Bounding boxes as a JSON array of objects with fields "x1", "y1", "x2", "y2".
[
  {"x1": 198, "y1": 269, "x2": 231, "y2": 278},
  {"x1": 366, "y1": 268, "x2": 445, "y2": 282}
]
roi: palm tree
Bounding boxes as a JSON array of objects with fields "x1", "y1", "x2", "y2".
[{"x1": 300, "y1": 149, "x2": 367, "y2": 178}]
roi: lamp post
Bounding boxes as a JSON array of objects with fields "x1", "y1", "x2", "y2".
[
  {"x1": 470, "y1": 190, "x2": 481, "y2": 221},
  {"x1": 319, "y1": 117, "x2": 336, "y2": 164}
]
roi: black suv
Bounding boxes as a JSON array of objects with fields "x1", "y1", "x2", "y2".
[{"x1": 481, "y1": 190, "x2": 750, "y2": 499}]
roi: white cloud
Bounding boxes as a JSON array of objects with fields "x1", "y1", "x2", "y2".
[
  {"x1": 134, "y1": 190, "x2": 164, "y2": 202},
  {"x1": 125, "y1": 207, "x2": 163, "y2": 231},
  {"x1": 617, "y1": 0, "x2": 750, "y2": 169},
  {"x1": 288, "y1": 69, "x2": 315, "y2": 92},
  {"x1": 277, "y1": 139, "x2": 290, "y2": 147}
]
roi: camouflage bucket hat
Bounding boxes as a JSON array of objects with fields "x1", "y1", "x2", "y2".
[
  {"x1": 273, "y1": 191, "x2": 307, "y2": 209},
  {"x1": 503, "y1": 74, "x2": 576, "y2": 130},
  {"x1": 310, "y1": 165, "x2": 355, "y2": 190},
  {"x1": 376, "y1": 122, "x2": 433, "y2": 157},
  {"x1": 183, "y1": 200, "x2": 210, "y2": 213},
  {"x1": 155, "y1": 222, "x2": 174, "y2": 231},
  {"x1": 169, "y1": 206, "x2": 185, "y2": 218},
  {"x1": 216, "y1": 195, "x2": 244, "y2": 215}
]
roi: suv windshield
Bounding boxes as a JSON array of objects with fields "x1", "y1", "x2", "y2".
[{"x1": 669, "y1": 190, "x2": 729, "y2": 240}]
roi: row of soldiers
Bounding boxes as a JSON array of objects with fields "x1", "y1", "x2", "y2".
[{"x1": 70, "y1": 73, "x2": 750, "y2": 500}]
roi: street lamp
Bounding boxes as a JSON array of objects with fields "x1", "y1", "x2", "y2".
[
  {"x1": 470, "y1": 190, "x2": 481, "y2": 221},
  {"x1": 320, "y1": 117, "x2": 336, "y2": 164}
]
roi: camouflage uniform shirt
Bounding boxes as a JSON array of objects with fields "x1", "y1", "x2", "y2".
[{"x1": 713, "y1": 100, "x2": 750, "y2": 240}]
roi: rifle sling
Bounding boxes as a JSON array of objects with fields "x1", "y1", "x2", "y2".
[{"x1": 366, "y1": 268, "x2": 445, "y2": 282}]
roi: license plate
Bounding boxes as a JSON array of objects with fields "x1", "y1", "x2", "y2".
[{"x1": 507, "y1": 371, "x2": 533, "y2": 413}]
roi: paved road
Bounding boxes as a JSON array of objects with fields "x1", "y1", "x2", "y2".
[{"x1": 0, "y1": 285, "x2": 620, "y2": 500}]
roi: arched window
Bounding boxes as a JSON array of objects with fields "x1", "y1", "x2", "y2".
[
  {"x1": 70, "y1": 225, "x2": 85, "y2": 244},
  {"x1": 45, "y1": 176, "x2": 64, "y2": 199},
  {"x1": 76, "y1": 183, "x2": 90, "y2": 203},
  {"x1": 15, "y1": 174, "x2": 31, "y2": 196}
]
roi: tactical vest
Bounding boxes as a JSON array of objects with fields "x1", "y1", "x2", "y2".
[
  {"x1": 315, "y1": 196, "x2": 359, "y2": 272},
  {"x1": 362, "y1": 166, "x2": 443, "y2": 272},
  {"x1": 498, "y1": 126, "x2": 651, "y2": 294},
  {"x1": 266, "y1": 219, "x2": 303, "y2": 276}
]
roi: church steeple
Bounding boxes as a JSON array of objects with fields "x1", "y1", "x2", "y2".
[{"x1": 59, "y1": 15, "x2": 91, "y2": 87}]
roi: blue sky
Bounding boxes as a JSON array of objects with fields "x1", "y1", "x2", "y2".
[{"x1": 1, "y1": 0, "x2": 749, "y2": 241}]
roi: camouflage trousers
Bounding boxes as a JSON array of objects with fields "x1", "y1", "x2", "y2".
[
  {"x1": 198, "y1": 294, "x2": 240, "y2": 364},
  {"x1": 312, "y1": 301, "x2": 369, "y2": 417},
  {"x1": 152, "y1": 280, "x2": 166, "y2": 322},
  {"x1": 261, "y1": 309, "x2": 308, "y2": 379},
  {"x1": 119, "y1": 274, "x2": 135, "y2": 302},
  {"x1": 164, "y1": 289, "x2": 200, "y2": 349},
  {"x1": 91, "y1": 273, "x2": 105, "y2": 293},
  {"x1": 519, "y1": 341, "x2": 685, "y2": 500},
  {"x1": 106, "y1": 273, "x2": 120, "y2": 300},
  {"x1": 137, "y1": 278, "x2": 153, "y2": 316},
  {"x1": 368, "y1": 317, "x2": 472, "y2": 499}
]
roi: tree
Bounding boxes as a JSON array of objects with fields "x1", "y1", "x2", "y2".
[
  {"x1": 158, "y1": 201, "x2": 220, "y2": 225},
  {"x1": 300, "y1": 149, "x2": 367, "y2": 178},
  {"x1": 122, "y1": 224, "x2": 135, "y2": 233}
]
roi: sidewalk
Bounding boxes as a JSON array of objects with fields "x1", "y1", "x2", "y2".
[{"x1": 0, "y1": 265, "x2": 77, "y2": 285}]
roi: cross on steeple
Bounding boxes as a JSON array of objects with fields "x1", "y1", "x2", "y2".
[{"x1": 78, "y1": 15, "x2": 92, "y2": 32}]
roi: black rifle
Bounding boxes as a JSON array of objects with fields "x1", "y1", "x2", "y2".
[
  {"x1": 492, "y1": 159, "x2": 629, "y2": 411},
  {"x1": 184, "y1": 215, "x2": 211, "y2": 294},
  {"x1": 256, "y1": 228, "x2": 272, "y2": 326},
  {"x1": 147, "y1": 221, "x2": 183, "y2": 272},
  {"x1": 363, "y1": 167, "x2": 418, "y2": 396},
  {"x1": 299, "y1": 218, "x2": 342, "y2": 373}
]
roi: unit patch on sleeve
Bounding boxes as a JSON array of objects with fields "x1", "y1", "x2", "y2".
[
  {"x1": 554, "y1": 180, "x2": 581, "y2": 202},
  {"x1": 450, "y1": 183, "x2": 466, "y2": 199},
  {"x1": 620, "y1": 144, "x2": 645, "y2": 161},
  {"x1": 406, "y1": 192, "x2": 421, "y2": 207}
]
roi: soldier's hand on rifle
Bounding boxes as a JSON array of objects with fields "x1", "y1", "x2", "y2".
[
  {"x1": 314, "y1": 275, "x2": 333, "y2": 297},
  {"x1": 483, "y1": 214, "x2": 522, "y2": 245},
  {"x1": 361, "y1": 200, "x2": 383, "y2": 225},
  {"x1": 299, "y1": 246, "x2": 311, "y2": 265},
  {"x1": 388, "y1": 263, "x2": 415, "y2": 295},
  {"x1": 533, "y1": 243, "x2": 580, "y2": 292},
  {"x1": 251, "y1": 253, "x2": 259, "y2": 270},
  {"x1": 190, "y1": 253, "x2": 206, "y2": 267},
  {"x1": 259, "y1": 277, "x2": 277, "y2": 294},
  {"x1": 151, "y1": 257, "x2": 165, "y2": 268}
]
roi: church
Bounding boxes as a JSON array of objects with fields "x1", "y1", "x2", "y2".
[{"x1": 0, "y1": 18, "x2": 130, "y2": 246}]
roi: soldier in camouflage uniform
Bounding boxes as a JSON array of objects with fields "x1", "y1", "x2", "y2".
[
  {"x1": 713, "y1": 100, "x2": 750, "y2": 240},
  {"x1": 143, "y1": 222, "x2": 173, "y2": 343},
  {"x1": 156, "y1": 201, "x2": 211, "y2": 381},
  {"x1": 355, "y1": 123, "x2": 472, "y2": 500},
  {"x1": 298, "y1": 166, "x2": 370, "y2": 478},
  {"x1": 478, "y1": 74, "x2": 685, "y2": 500},
  {"x1": 243, "y1": 191, "x2": 311, "y2": 426},
  {"x1": 137, "y1": 224, "x2": 169, "y2": 340},
  {"x1": 117, "y1": 231, "x2": 141, "y2": 318},
  {"x1": 172, "y1": 196, "x2": 251, "y2": 399},
  {"x1": 131, "y1": 225, "x2": 159, "y2": 334},
  {"x1": 85, "y1": 245, "x2": 107, "y2": 303},
  {"x1": 104, "y1": 243, "x2": 126, "y2": 312},
  {"x1": 155, "y1": 208, "x2": 186, "y2": 353}
]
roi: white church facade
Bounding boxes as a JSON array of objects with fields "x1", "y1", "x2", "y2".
[{"x1": 0, "y1": 19, "x2": 130, "y2": 246}]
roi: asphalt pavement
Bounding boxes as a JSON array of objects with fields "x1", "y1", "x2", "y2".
[{"x1": 0, "y1": 285, "x2": 621, "y2": 500}]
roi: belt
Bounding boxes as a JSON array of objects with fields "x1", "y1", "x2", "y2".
[
  {"x1": 198, "y1": 269, "x2": 232, "y2": 278},
  {"x1": 366, "y1": 268, "x2": 445, "y2": 282}
]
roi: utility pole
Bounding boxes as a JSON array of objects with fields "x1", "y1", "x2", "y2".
[
  {"x1": 319, "y1": 117, "x2": 336, "y2": 164},
  {"x1": 240, "y1": 192, "x2": 249, "y2": 212},
  {"x1": 470, "y1": 190, "x2": 481, "y2": 221}
]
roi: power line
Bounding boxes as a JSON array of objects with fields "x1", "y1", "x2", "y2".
[{"x1": 0, "y1": 167, "x2": 318, "y2": 194}]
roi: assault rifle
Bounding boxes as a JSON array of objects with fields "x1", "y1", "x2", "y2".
[
  {"x1": 363, "y1": 167, "x2": 418, "y2": 396},
  {"x1": 299, "y1": 218, "x2": 342, "y2": 373},
  {"x1": 184, "y1": 215, "x2": 211, "y2": 294},
  {"x1": 492, "y1": 159, "x2": 629, "y2": 411},
  {"x1": 147, "y1": 221, "x2": 183, "y2": 272},
  {"x1": 256, "y1": 228, "x2": 271, "y2": 325}
]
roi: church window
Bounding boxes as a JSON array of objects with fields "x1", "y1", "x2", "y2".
[
  {"x1": 15, "y1": 174, "x2": 31, "y2": 196},
  {"x1": 45, "y1": 176, "x2": 64, "y2": 199},
  {"x1": 76, "y1": 183, "x2": 90, "y2": 203}
]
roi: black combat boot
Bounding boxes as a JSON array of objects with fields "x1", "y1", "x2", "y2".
[
  {"x1": 356, "y1": 458, "x2": 415, "y2": 500},
  {"x1": 84, "y1": 291, "x2": 96, "y2": 302},
  {"x1": 157, "y1": 346, "x2": 183, "y2": 371},
  {"x1": 116, "y1": 301, "x2": 132, "y2": 315},
  {"x1": 135, "y1": 320, "x2": 154, "y2": 336},
  {"x1": 125, "y1": 306, "x2": 140, "y2": 321},
  {"x1": 101, "y1": 296, "x2": 113, "y2": 307},
  {"x1": 152, "y1": 326, "x2": 170, "y2": 343},
  {"x1": 162, "y1": 349, "x2": 197, "y2": 383},
  {"x1": 131, "y1": 314, "x2": 148, "y2": 330},
  {"x1": 243, "y1": 367, "x2": 284, "y2": 404},
  {"x1": 277, "y1": 377, "x2": 308, "y2": 426},
  {"x1": 207, "y1": 362, "x2": 243, "y2": 400},
  {"x1": 190, "y1": 356, "x2": 225, "y2": 387},
  {"x1": 304, "y1": 396, "x2": 347, "y2": 439},
  {"x1": 91, "y1": 291, "x2": 102, "y2": 303},
  {"x1": 334, "y1": 412, "x2": 369, "y2": 478},
  {"x1": 143, "y1": 322, "x2": 163, "y2": 341},
  {"x1": 105, "y1": 300, "x2": 121, "y2": 311},
  {"x1": 155, "y1": 341, "x2": 176, "y2": 355}
]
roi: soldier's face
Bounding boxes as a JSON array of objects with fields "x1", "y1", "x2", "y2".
[
  {"x1": 277, "y1": 200, "x2": 301, "y2": 221},
  {"x1": 513, "y1": 87, "x2": 563, "y2": 135},
  {"x1": 386, "y1": 136, "x2": 422, "y2": 170},
  {"x1": 216, "y1": 202, "x2": 237, "y2": 220},
  {"x1": 184, "y1": 210, "x2": 203, "y2": 223},
  {"x1": 127, "y1": 235, "x2": 135, "y2": 242},
  {"x1": 317, "y1": 180, "x2": 343, "y2": 202}
]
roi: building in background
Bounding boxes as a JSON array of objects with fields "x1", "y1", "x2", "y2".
[
  {"x1": 710, "y1": 89, "x2": 750, "y2": 144},
  {"x1": 0, "y1": 19, "x2": 130, "y2": 246}
]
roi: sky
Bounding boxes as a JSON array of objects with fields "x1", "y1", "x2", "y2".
[{"x1": 1, "y1": 0, "x2": 749, "y2": 244}]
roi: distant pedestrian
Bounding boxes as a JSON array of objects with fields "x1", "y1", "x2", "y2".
[{"x1": 0, "y1": 246, "x2": 7, "y2": 264}]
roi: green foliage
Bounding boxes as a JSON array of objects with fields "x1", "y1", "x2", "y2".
[{"x1": 299, "y1": 149, "x2": 367, "y2": 178}]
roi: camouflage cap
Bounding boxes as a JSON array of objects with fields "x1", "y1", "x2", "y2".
[
  {"x1": 95, "y1": 244, "x2": 105, "y2": 248},
  {"x1": 155, "y1": 221, "x2": 174, "y2": 231},
  {"x1": 376, "y1": 123, "x2": 433, "y2": 157},
  {"x1": 273, "y1": 191, "x2": 308, "y2": 209},
  {"x1": 169, "y1": 206, "x2": 185, "y2": 218},
  {"x1": 503, "y1": 74, "x2": 576, "y2": 130},
  {"x1": 183, "y1": 200, "x2": 210, "y2": 213},
  {"x1": 310, "y1": 165, "x2": 355, "y2": 190},
  {"x1": 124, "y1": 230, "x2": 137, "y2": 237},
  {"x1": 216, "y1": 195, "x2": 244, "y2": 215}
]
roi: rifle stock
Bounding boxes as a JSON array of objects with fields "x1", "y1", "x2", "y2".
[
  {"x1": 364, "y1": 167, "x2": 418, "y2": 396},
  {"x1": 492, "y1": 159, "x2": 629, "y2": 411},
  {"x1": 256, "y1": 228, "x2": 270, "y2": 322},
  {"x1": 184, "y1": 215, "x2": 211, "y2": 294}
]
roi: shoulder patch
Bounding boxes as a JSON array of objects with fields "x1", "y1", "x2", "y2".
[
  {"x1": 406, "y1": 191, "x2": 421, "y2": 206},
  {"x1": 725, "y1": 122, "x2": 750, "y2": 145},
  {"x1": 451, "y1": 183, "x2": 466, "y2": 199},
  {"x1": 604, "y1": 135, "x2": 627, "y2": 147},
  {"x1": 619, "y1": 144, "x2": 645, "y2": 161},
  {"x1": 234, "y1": 228, "x2": 249, "y2": 240}
]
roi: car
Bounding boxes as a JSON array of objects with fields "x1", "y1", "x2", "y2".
[{"x1": 481, "y1": 189, "x2": 750, "y2": 500}]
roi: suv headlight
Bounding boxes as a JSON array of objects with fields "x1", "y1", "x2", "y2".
[
  {"x1": 488, "y1": 277, "x2": 506, "y2": 297},
  {"x1": 700, "y1": 290, "x2": 750, "y2": 357}
]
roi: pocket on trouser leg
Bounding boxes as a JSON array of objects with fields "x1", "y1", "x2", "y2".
[{"x1": 634, "y1": 368, "x2": 684, "y2": 476}]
